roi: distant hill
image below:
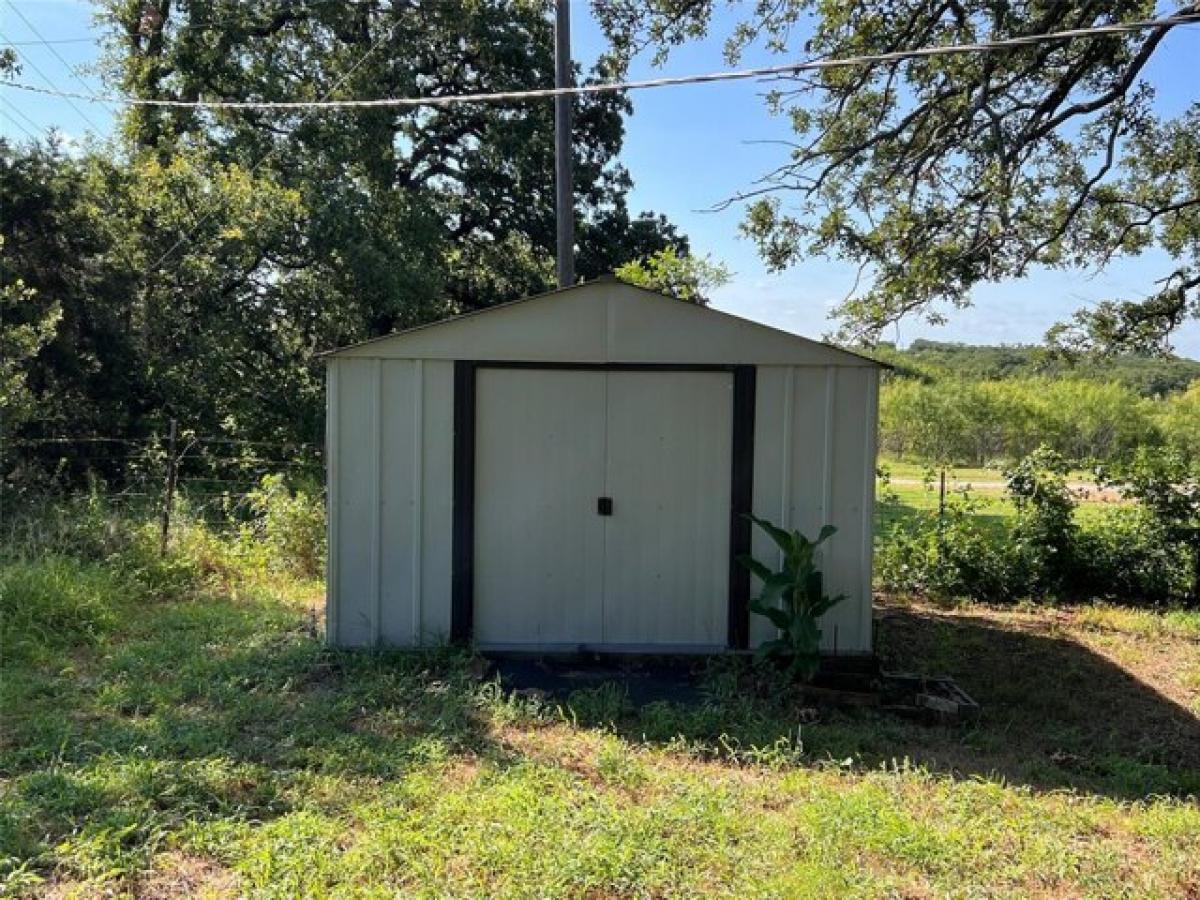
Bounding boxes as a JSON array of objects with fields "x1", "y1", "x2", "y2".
[{"x1": 871, "y1": 340, "x2": 1200, "y2": 397}]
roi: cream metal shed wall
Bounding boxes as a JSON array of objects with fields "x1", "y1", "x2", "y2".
[{"x1": 324, "y1": 280, "x2": 880, "y2": 654}]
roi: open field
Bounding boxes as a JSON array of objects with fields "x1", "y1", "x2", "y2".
[
  {"x1": 878, "y1": 456, "x2": 1126, "y2": 531},
  {"x1": 2, "y1": 547, "x2": 1199, "y2": 897}
]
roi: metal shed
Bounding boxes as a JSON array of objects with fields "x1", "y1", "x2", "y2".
[{"x1": 323, "y1": 278, "x2": 882, "y2": 655}]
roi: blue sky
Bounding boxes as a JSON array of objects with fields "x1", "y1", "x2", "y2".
[{"x1": 3, "y1": 0, "x2": 1198, "y2": 355}]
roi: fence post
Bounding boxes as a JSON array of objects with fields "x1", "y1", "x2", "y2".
[
  {"x1": 1192, "y1": 530, "x2": 1200, "y2": 606},
  {"x1": 939, "y1": 467, "x2": 947, "y2": 519},
  {"x1": 159, "y1": 419, "x2": 178, "y2": 556}
]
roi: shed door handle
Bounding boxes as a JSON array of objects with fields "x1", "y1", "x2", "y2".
[{"x1": 597, "y1": 497, "x2": 613, "y2": 516}]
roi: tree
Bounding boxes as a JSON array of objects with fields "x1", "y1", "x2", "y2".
[
  {"x1": 0, "y1": 1, "x2": 730, "y2": 482},
  {"x1": 0, "y1": 236, "x2": 61, "y2": 446},
  {"x1": 597, "y1": 1, "x2": 1200, "y2": 351},
  {"x1": 97, "y1": 0, "x2": 691, "y2": 321},
  {"x1": 615, "y1": 246, "x2": 730, "y2": 303},
  {"x1": 1, "y1": 137, "x2": 334, "y2": 464}
]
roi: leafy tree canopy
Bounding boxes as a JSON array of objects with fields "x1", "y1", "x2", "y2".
[
  {"x1": 3, "y1": 1, "x2": 716, "y2": 484},
  {"x1": 615, "y1": 246, "x2": 731, "y2": 303},
  {"x1": 874, "y1": 339, "x2": 1200, "y2": 396},
  {"x1": 597, "y1": 1, "x2": 1200, "y2": 353},
  {"x1": 97, "y1": 0, "x2": 691, "y2": 319}
]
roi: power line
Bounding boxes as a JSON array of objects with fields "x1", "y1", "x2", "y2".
[
  {"x1": 2, "y1": 93, "x2": 46, "y2": 137},
  {"x1": 4, "y1": 1, "x2": 115, "y2": 126},
  {"x1": 0, "y1": 30, "x2": 106, "y2": 133},
  {"x1": 1, "y1": 106, "x2": 39, "y2": 141},
  {"x1": 1, "y1": 36, "x2": 97, "y2": 47},
  {"x1": 1, "y1": 13, "x2": 1197, "y2": 112}
]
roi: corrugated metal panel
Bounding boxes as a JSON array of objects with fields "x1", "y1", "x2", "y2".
[
  {"x1": 606, "y1": 290, "x2": 876, "y2": 366},
  {"x1": 473, "y1": 368, "x2": 607, "y2": 645},
  {"x1": 602, "y1": 371, "x2": 732, "y2": 646},
  {"x1": 821, "y1": 366, "x2": 874, "y2": 654},
  {"x1": 324, "y1": 362, "x2": 339, "y2": 645},
  {"x1": 418, "y1": 360, "x2": 455, "y2": 641},
  {"x1": 748, "y1": 365, "x2": 876, "y2": 654},
  {"x1": 748, "y1": 367, "x2": 786, "y2": 649},
  {"x1": 378, "y1": 360, "x2": 417, "y2": 644},
  {"x1": 327, "y1": 358, "x2": 456, "y2": 647},
  {"x1": 334, "y1": 284, "x2": 610, "y2": 362},
  {"x1": 331, "y1": 358, "x2": 379, "y2": 646}
]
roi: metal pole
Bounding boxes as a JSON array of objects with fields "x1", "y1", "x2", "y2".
[
  {"x1": 159, "y1": 418, "x2": 178, "y2": 556},
  {"x1": 553, "y1": 0, "x2": 575, "y2": 288}
]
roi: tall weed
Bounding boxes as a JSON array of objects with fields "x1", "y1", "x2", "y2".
[{"x1": 0, "y1": 557, "x2": 132, "y2": 664}]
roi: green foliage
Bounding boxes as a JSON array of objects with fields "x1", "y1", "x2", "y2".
[
  {"x1": 614, "y1": 246, "x2": 731, "y2": 304},
  {"x1": 5, "y1": 498, "x2": 1200, "y2": 894},
  {"x1": 880, "y1": 375, "x2": 1163, "y2": 466},
  {"x1": 1157, "y1": 382, "x2": 1200, "y2": 462},
  {"x1": 0, "y1": 486, "x2": 325, "y2": 669},
  {"x1": 1102, "y1": 448, "x2": 1200, "y2": 601},
  {"x1": 1073, "y1": 506, "x2": 1190, "y2": 605},
  {"x1": 0, "y1": 236, "x2": 61, "y2": 444},
  {"x1": 738, "y1": 517, "x2": 846, "y2": 680},
  {"x1": 0, "y1": 557, "x2": 130, "y2": 666},
  {"x1": 96, "y1": 0, "x2": 692, "y2": 313},
  {"x1": 242, "y1": 475, "x2": 326, "y2": 579},
  {"x1": 598, "y1": 3, "x2": 1200, "y2": 350},
  {"x1": 877, "y1": 446, "x2": 1194, "y2": 606},
  {"x1": 1005, "y1": 447, "x2": 1078, "y2": 595},
  {"x1": 1109, "y1": 449, "x2": 1200, "y2": 539},
  {"x1": 875, "y1": 340, "x2": 1200, "y2": 396},
  {"x1": 876, "y1": 492, "x2": 1017, "y2": 603},
  {"x1": 3, "y1": 2, "x2": 715, "y2": 484},
  {"x1": 565, "y1": 682, "x2": 633, "y2": 727}
]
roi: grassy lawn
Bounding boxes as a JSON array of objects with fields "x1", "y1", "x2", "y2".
[
  {"x1": 3, "y1": 548, "x2": 1200, "y2": 897},
  {"x1": 877, "y1": 456, "x2": 1125, "y2": 532}
]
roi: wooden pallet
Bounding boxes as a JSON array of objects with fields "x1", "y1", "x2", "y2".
[{"x1": 879, "y1": 671, "x2": 981, "y2": 722}]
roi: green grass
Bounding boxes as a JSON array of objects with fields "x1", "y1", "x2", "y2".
[
  {"x1": 2, "y1": 519, "x2": 1200, "y2": 896},
  {"x1": 877, "y1": 456, "x2": 1127, "y2": 532},
  {"x1": 881, "y1": 457, "x2": 1098, "y2": 485}
]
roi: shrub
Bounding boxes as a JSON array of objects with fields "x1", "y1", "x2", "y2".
[
  {"x1": 1073, "y1": 507, "x2": 1189, "y2": 605},
  {"x1": 1005, "y1": 446, "x2": 1077, "y2": 595},
  {"x1": 877, "y1": 446, "x2": 1197, "y2": 607},
  {"x1": 243, "y1": 475, "x2": 325, "y2": 579},
  {"x1": 1101, "y1": 449, "x2": 1200, "y2": 603},
  {"x1": 876, "y1": 496, "x2": 1020, "y2": 602}
]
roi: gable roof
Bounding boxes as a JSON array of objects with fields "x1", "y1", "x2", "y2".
[{"x1": 322, "y1": 278, "x2": 883, "y2": 368}]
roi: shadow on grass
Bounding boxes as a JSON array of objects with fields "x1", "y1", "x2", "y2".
[
  {"x1": 533, "y1": 605, "x2": 1200, "y2": 801},
  {"x1": 0, "y1": 594, "x2": 516, "y2": 869},
  {"x1": 4, "y1": 591, "x2": 1198, "y2": 870},
  {"x1": 867, "y1": 604, "x2": 1200, "y2": 798}
]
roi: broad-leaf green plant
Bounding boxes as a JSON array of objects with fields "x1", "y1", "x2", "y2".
[{"x1": 737, "y1": 516, "x2": 846, "y2": 681}]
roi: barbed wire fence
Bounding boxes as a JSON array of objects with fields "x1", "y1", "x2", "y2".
[{"x1": 4, "y1": 420, "x2": 324, "y2": 553}]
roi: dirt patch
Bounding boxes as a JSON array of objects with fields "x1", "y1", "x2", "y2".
[{"x1": 135, "y1": 851, "x2": 240, "y2": 899}]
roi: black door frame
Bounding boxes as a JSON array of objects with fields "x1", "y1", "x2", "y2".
[{"x1": 451, "y1": 360, "x2": 756, "y2": 649}]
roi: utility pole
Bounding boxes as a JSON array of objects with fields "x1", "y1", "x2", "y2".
[{"x1": 554, "y1": 0, "x2": 575, "y2": 288}]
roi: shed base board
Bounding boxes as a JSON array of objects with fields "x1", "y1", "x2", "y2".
[
  {"x1": 475, "y1": 642, "x2": 728, "y2": 656},
  {"x1": 476, "y1": 643, "x2": 875, "y2": 662}
]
